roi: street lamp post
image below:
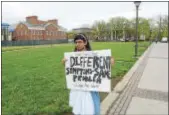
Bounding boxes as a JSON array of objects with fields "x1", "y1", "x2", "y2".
[
  {"x1": 158, "y1": 16, "x2": 162, "y2": 42},
  {"x1": 134, "y1": 1, "x2": 141, "y2": 57}
]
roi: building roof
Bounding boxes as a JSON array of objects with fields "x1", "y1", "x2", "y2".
[
  {"x1": 72, "y1": 27, "x2": 93, "y2": 33},
  {"x1": 73, "y1": 27, "x2": 93, "y2": 30},
  {"x1": 1, "y1": 23, "x2": 10, "y2": 27},
  {"x1": 8, "y1": 21, "x2": 67, "y2": 31},
  {"x1": 1, "y1": 22, "x2": 14, "y2": 32},
  {"x1": 8, "y1": 23, "x2": 18, "y2": 32}
]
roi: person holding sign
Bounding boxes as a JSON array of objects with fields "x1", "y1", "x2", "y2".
[{"x1": 62, "y1": 34, "x2": 115, "y2": 115}]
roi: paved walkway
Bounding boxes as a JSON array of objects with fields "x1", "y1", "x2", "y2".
[{"x1": 107, "y1": 42, "x2": 168, "y2": 115}]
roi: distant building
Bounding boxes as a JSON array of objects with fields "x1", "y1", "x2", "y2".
[
  {"x1": 72, "y1": 27, "x2": 93, "y2": 40},
  {"x1": 1, "y1": 23, "x2": 12, "y2": 41},
  {"x1": 72, "y1": 27, "x2": 93, "y2": 33},
  {"x1": 9, "y1": 16, "x2": 67, "y2": 41},
  {"x1": 140, "y1": 34, "x2": 145, "y2": 41}
]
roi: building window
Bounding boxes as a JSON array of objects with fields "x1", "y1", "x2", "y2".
[
  {"x1": 46, "y1": 31, "x2": 48, "y2": 35},
  {"x1": 20, "y1": 24, "x2": 23, "y2": 28},
  {"x1": 31, "y1": 30, "x2": 34, "y2": 35}
]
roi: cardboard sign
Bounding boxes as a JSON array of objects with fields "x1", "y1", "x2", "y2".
[{"x1": 64, "y1": 49, "x2": 111, "y2": 92}]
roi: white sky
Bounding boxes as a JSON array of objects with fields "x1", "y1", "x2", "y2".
[{"x1": 1, "y1": 2, "x2": 168, "y2": 31}]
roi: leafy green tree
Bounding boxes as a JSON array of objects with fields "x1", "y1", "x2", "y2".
[
  {"x1": 66, "y1": 31, "x2": 76, "y2": 39},
  {"x1": 161, "y1": 15, "x2": 168, "y2": 38},
  {"x1": 92, "y1": 20, "x2": 107, "y2": 41}
]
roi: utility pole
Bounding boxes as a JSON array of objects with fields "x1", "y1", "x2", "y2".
[
  {"x1": 158, "y1": 16, "x2": 162, "y2": 42},
  {"x1": 115, "y1": 29, "x2": 116, "y2": 41},
  {"x1": 111, "y1": 23, "x2": 113, "y2": 41}
]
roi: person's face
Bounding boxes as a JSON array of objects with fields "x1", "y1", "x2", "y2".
[{"x1": 75, "y1": 39, "x2": 87, "y2": 51}]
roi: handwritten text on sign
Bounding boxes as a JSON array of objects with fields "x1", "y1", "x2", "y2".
[{"x1": 64, "y1": 49, "x2": 111, "y2": 92}]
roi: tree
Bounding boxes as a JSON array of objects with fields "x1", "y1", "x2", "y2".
[
  {"x1": 108, "y1": 17, "x2": 129, "y2": 40},
  {"x1": 66, "y1": 31, "x2": 76, "y2": 39},
  {"x1": 161, "y1": 15, "x2": 168, "y2": 38},
  {"x1": 91, "y1": 20, "x2": 107, "y2": 41},
  {"x1": 138, "y1": 17, "x2": 151, "y2": 40},
  {"x1": 86, "y1": 14, "x2": 168, "y2": 42},
  {"x1": 152, "y1": 15, "x2": 168, "y2": 40}
]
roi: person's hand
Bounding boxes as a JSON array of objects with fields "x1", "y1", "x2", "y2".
[
  {"x1": 62, "y1": 58, "x2": 67, "y2": 65},
  {"x1": 111, "y1": 57, "x2": 115, "y2": 66}
]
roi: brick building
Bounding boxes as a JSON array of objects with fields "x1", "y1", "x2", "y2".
[{"x1": 10, "y1": 16, "x2": 67, "y2": 41}]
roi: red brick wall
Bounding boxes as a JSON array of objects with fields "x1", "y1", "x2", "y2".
[
  {"x1": 29, "y1": 29, "x2": 44, "y2": 40},
  {"x1": 13, "y1": 23, "x2": 29, "y2": 40},
  {"x1": 45, "y1": 24, "x2": 58, "y2": 40},
  {"x1": 48, "y1": 19, "x2": 58, "y2": 25},
  {"x1": 26, "y1": 16, "x2": 38, "y2": 25},
  {"x1": 38, "y1": 20, "x2": 46, "y2": 25},
  {"x1": 13, "y1": 16, "x2": 66, "y2": 41}
]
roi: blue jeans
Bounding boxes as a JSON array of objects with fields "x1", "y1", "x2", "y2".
[{"x1": 91, "y1": 91, "x2": 100, "y2": 115}]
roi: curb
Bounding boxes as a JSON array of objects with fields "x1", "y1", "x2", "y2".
[
  {"x1": 100, "y1": 43, "x2": 154, "y2": 114},
  {"x1": 114, "y1": 43, "x2": 153, "y2": 93},
  {"x1": 100, "y1": 91, "x2": 119, "y2": 115}
]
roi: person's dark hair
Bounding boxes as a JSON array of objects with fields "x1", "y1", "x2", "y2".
[{"x1": 74, "y1": 33, "x2": 92, "y2": 51}]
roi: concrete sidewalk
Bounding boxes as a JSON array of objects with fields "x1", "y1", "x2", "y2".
[{"x1": 102, "y1": 42, "x2": 168, "y2": 115}]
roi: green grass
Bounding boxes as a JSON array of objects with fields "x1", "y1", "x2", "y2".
[{"x1": 2, "y1": 42, "x2": 150, "y2": 115}]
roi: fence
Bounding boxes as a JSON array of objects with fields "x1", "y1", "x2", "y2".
[{"x1": 1, "y1": 39, "x2": 68, "y2": 47}]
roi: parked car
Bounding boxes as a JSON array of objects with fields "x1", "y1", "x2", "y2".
[
  {"x1": 120, "y1": 38, "x2": 125, "y2": 42},
  {"x1": 125, "y1": 38, "x2": 130, "y2": 42},
  {"x1": 161, "y1": 37, "x2": 168, "y2": 43}
]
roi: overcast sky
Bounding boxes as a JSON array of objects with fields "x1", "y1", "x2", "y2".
[{"x1": 2, "y1": 2, "x2": 168, "y2": 30}]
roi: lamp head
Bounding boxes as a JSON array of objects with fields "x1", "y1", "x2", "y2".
[{"x1": 134, "y1": 1, "x2": 141, "y2": 7}]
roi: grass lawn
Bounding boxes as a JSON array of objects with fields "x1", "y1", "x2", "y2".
[{"x1": 2, "y1": 41, "x2": 150, "y2": 115}]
